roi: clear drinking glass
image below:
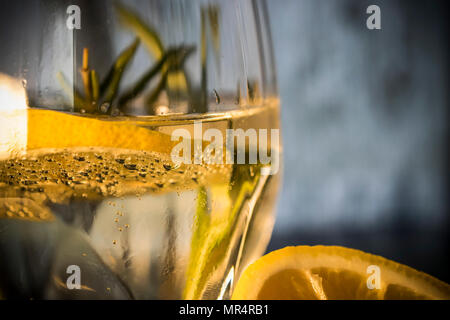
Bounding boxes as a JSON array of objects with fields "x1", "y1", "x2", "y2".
[{"x1": 0, "y1": 0, "x2": 281, "y2": 299}]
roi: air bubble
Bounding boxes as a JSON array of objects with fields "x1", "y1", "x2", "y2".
[
  {"x1": 100, "y1": 103, "x2": 110, "y2": 113},
  {"x1": 124, "y1": 164, "x2": 137, "y2": 170}
]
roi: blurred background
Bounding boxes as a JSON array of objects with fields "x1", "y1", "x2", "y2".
[{"x1": 266, "y1": 0, "x2": 449, "y2": 283}]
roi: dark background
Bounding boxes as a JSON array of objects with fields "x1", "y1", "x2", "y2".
[{"x1": 267, "y1": 0, "x2": 449, "y2": 283}]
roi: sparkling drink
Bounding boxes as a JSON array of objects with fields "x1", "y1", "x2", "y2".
[
  {"x1": 0, "y1": 101, "x2": 280, "y2": 299},
  {"x1": 0, "y1": 0, "x2": 280, "y2": 300}
]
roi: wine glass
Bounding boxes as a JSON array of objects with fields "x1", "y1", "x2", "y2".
[{"x1": 0, "y1": 0, "x2": 281, "y2": 300}]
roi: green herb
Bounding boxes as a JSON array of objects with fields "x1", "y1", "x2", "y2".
[
  {"x1": 118, "y1": 48, "x2": 182, "y2": 107},
  {"x1": 115, "y1": 3, "x2": 194, "y2": 108},
  {"x1": 81, "y1": 48, "x2": 93, "y2": 106},
  {"x1": 183, "y1": 165, "x2": 264, "y2": 299},
  {"x1": 100, "y1": 38, "x2": 140, "y2": 112},
  {"x1": 115, "y1": 2, "x2": 164, "y2": 59},
  {"x1": 197, "y1": 7, "x2": 209, "y2": 114},
  {"x1": 145, "y1": 72, "x2": 169, "y2": 110},
  {"x1": 90, "y1": 70, "x2": 99, "y2": 103},
  {"x1": 57, "y1": 2, "x2": 198, "y2": 115},
  {"x1": 144, "y1": 46, "x2": 195, "y2": 110}
]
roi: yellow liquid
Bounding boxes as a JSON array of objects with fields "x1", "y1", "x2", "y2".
[{"x1": 0, "y1": 103, "x2": 280, "y2": 299}]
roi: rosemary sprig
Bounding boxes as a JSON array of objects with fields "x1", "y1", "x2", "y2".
[
  {"x1": 145, "y1": 71, "x2": 169, "y2": 107},
  {"x1": 90, "y1": 70, "x2": 99, "y2": 103},
  {"x1": 116, "y1": 4, "x2": 193, "y2": 106},
  {"x1": 100, "y1": 38, "x2": 140, "y2": 112},
  {"x1": 145, "y1": 46, "x2": 195, "y2": 110},
  {"x1": 81, "y1": 48, "x2": 92, "y2": 105},
  {"x1": 115, "y1": 2, "x2": 164, "y2": 59},
  {"x1": 57, "y1": 2, "x2": 198, "y2": 115},
  {"x1": 118, "y1": 49, "x2": 174, "y2": 107}
]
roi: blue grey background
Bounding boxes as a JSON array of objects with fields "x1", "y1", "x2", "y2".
[{"x1": 266, "y1": 0, "x2": 449, "y2": 282}]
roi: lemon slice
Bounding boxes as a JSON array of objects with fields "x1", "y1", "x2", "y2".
[
  {"x1": 26, "y1": 109, "x2": 176, "y2": 153},
  {"x1": 232, "y1": 246, "x2": 450, "y2": 300},
  {"x1": 0, "y1": 108, "x2": 178, "y2": 160}
]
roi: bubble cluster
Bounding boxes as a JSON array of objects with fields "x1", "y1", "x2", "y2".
[{"x1": 0, "y1": 147, "x2": 232, "y2": 205}]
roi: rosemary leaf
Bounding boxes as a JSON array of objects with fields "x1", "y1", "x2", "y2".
[
  {"x1": 100, "y1": 38, "x2": 140, "y2": 110},
  {"x1": 80, "y1": 48, "x2": 92, "y2": 103},
  {"x1": 166, "y1": 70, "x2": 189, "y2": 93},
  {"x1": 115, "y1": 3, "x2": 164, "y2": 59},
  {"x1": 118, "y1": 48, "x2": 175, "y2": 107},
  {"x1": 166, "y1": 46, "x2": 196, "y2": 105},
  {"x1": 115, "y1": 3, "x2": 195, "y2": 108},
  {"x1": 148, "y1": 46, "x2": 195, "y2": 109},
  {"x1": 90, "y1": 70, "x2": 99, "y2": 103},
  {"x1": 168, "y1": 46, "x2": 196, "y2": 71},
  {"x1": 121, "y1": 46, "x2": 194, "y2": 110},
  {"x1": 145, "y1": 71, "x2": 169, "y2": 108}
]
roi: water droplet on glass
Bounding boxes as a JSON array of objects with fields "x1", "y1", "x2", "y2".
[{"x1": 213, "y1": 89, "x2": 221, "y2": 104}]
